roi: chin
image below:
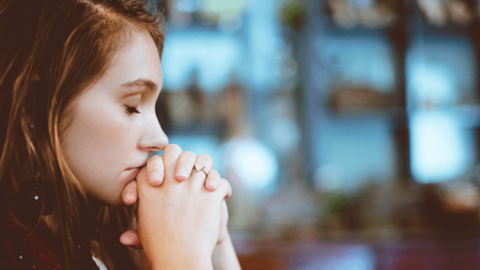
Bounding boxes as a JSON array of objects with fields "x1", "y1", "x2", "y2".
[
  {"x1": 106, "y1": 197, "x2": 125, "y2": 206},
  {"x1": 88, "y1": 193, "x2": 124, "y2": 206}
]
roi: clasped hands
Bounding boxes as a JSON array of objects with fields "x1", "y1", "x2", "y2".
[{"x1": 118, "y1": 144, "x2": 231, "y2": 269}]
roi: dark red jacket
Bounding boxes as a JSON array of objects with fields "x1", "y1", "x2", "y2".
[{"x1": 2, "y1": 219, "x2": 63, "y2": 270}]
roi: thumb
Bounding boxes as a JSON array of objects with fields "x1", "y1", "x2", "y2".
[
  {"x1": 119, "y1": 230, "x2": 143, "y2": 249},
  {"x1": 121, "y1": 180, "x2": 138, "y2": 205}
]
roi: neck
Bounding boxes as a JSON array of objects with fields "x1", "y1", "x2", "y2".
[{"x1": 43, "y1": 195, "x2": 103, "y2": 238}]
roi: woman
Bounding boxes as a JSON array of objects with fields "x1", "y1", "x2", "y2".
[{"x1": 0, "y1": 0, "x2": 240, "y2": 269}]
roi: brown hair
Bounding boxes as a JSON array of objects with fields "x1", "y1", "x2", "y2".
[{"x1": 0, "y1": 0, "x2": 164, "y2": 269}]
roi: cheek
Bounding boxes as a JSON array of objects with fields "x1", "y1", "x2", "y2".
[
  {"x1": 76, "y1": 105, "x2": 136, "y2": 166},
  {"x1": 61, "y1": 101, "x2": 140, "y2": 198}
]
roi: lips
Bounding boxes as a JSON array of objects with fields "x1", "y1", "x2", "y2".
[
  {"x1": 122, "y1": 161, "x2": 146, "y2": 184},
  {"x1": 123, "y1": 167, "x2": 140, "y2": 183},
  {"x1": 125, "y1": 167, "x2": 140, "y2": 172},
  {"x1": 125, "y1": 161, "x2": 146, "y2": 171}
]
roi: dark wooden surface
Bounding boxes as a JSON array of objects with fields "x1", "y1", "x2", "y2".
[{"x1": 234, "y1": 238, "x2": 480, "y2": 270}]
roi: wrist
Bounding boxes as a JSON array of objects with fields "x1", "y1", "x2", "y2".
[
  {"x1": 212, "y1": 234, "x2": 241, "y2": 270},
  {"x1": 215, "y1": 233, "x2": 232, "y2": 252},
  {"x1": 147, "y1": 248, "x2": 214, "y2": 270},
  {"x1": 151, "y1": 256, "x2": 213, "y2": 270}
]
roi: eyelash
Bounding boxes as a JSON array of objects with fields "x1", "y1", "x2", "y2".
[{"x1": 125, "y1": 105, "x2": 141, "y2": 114}]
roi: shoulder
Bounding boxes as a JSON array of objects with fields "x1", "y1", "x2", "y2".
[{"x1": 1, "y1": 217, "x2": 63, "y2": 270}]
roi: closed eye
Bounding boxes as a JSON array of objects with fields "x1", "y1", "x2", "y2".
[{"x1": 125, "y1": 105, "x2": 141, "y2": 114}]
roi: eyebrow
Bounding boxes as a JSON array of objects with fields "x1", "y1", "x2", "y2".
[{"x1": 120, "y1": 78, "x2": 158, "y2": 93}]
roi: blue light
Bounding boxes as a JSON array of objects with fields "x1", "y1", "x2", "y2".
[
  {"x1": 409, "y1": 65, "x2": 453, "y2": 105},
  {"x1": 223, "y1": 138, "x2": 278, "y2": 194},
  {"x1": 406, "y1": 36, "x2": 476, "y2": 107},
  {"x1": 411, "y1": 111, "x2": 474, "y2": 183},
  {"x1": 297, "y1": 245, "x2": 375, "y2": 270}
]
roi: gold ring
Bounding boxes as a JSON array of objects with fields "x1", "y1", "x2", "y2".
[
  {"x1": 199, "y1": 168, "x2": 208, "y2": 177},
  {"x1": 194, "y1": 163, "x2": 209, "y2": 177}
]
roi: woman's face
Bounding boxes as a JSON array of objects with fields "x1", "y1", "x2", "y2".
[{"x1": 60, "y1": 29, "x2": 168, "y2": 205}]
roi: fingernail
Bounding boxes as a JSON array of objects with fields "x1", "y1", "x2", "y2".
[
  {"x1": 151, "y1": 180, "x2": 162, "y2": 186},
  {"x1": 149, "y1": 171, "x2": 161, "y2": 182},
  {"x1": 177, "y1": 168, "x2": 187, "y2": 178},
  {"x1": 209, "y1": 178, "x2": 219, "y2": 190}
]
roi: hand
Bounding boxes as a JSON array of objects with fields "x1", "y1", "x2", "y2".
[
  {"x1": 121, "y1": 148, "x2": 220, "y2": 206},
  {"x1": 135, "y1": 144, "x2": 232, "y2": 269},
  {"x1": 120, "y1": 145, "x2": 227, "y2": 248}
]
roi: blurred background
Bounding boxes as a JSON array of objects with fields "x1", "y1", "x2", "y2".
[{"x1": 152, "y1": 0, "x2": 480, "y2": 269}]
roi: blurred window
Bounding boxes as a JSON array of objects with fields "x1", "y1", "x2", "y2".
[
  {"x1": 162, "y1": 30, "x2": 242, "y2": 92},
  {"x1": 410, "y1": 111, "x2": 476, "y2": 183},
  {"x1": 315, "y1": 117, "x2": 397, "y2": 192},
  {"x1": 407, "y1": 35, "x2": 478, "y2": 182},
  {"x1": 407, "y1": 36, "x2": 477, "y2": 108},
  {"x1": 319, "y1": 34, "x2": 396, "y2": 95}
]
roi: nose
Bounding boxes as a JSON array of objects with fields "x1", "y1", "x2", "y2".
[{"x1": 138, "y1": 113, "x2": 169, "y2": 152}]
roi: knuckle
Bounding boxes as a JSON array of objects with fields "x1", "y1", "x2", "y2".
[
  {"x1": 223, "y1": 178, "x2": 233, "y2": 190},
  {"x1": 148, "y1": 154, "x2": 162, "y2": 165},
  {"x1": 221, "y1": 178, "x2": 230, "y2": 186},
  {"x1": 209, "y1": 169, "x2": 220, "y2": 178},
  {"x1": 147, "y1": 160, "x2": 163, "y2": 173},
  {"x1": 213, "y1": 178, "x2": 231, "y2": 197},
  {"x1": 166, "y1": 143, "x2": 182, "y2": 153},
  {"x1": 197, "y1": 153, "x2": 212, "y2": 163},
  {"x1": 217, "y1": 178, "x2": 226, "y2": 188},
  {"x1": 182, "y1": 151, "x2": 197, "y2": 162}
]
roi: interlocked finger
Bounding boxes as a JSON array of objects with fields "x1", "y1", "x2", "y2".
[
  {"x1": 205, "y1": 169, "x2": 221, "y2": 191},
  {"x1": 146, "y1": 155, "x2": 164, "y2": 186},
  {"x1": 193, "y1": 154, "x2": 213, "y2": 178},
  {"x1": 174, "y1": 151, "x2": 196, "y2": 182},
  {"x1": 162, "y1": 144, "x2": 183, "y2": 184},
  {"x1": 190, "y1": 166, "x2": 210, "y2": 189},
  {"x1": 214, "y1": 178, "x2": 233, "y2": 200},
  {"x1": 121, "y1": 180, "x2": 138, "y2": 205}
]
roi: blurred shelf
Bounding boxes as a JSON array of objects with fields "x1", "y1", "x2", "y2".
[
  {"x1": 322, "y1": 105, "x2": 480, "y2": 129},
  {"x1": 319, "y1": 15, "x2": 404, "y2": 37},
  {"x1": 408, "y1": 105, "x2": 480, "y2": 129},
  {"x1": 319, "y1": 2, "x2": 480, "y2": 38},
  {"x1": 303, "y1": 0, "x2": 480, "y2": 185},
  {"x1": 413, "y1": 22, "x2": 473, "y2": 36},
  {"x1": 325, "y1": 106, "x2": 407, "y2": 122},
  {"x1": 170, "y1": 123, "x2": 225, "y2": 137}
]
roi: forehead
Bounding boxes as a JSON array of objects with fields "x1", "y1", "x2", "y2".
[
  {"x1": 100, "y1": 28, "x2": 163, "y2": 88},
  {"x1": 62, "y1": 28, "x2": 163, "y2": 119}
]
